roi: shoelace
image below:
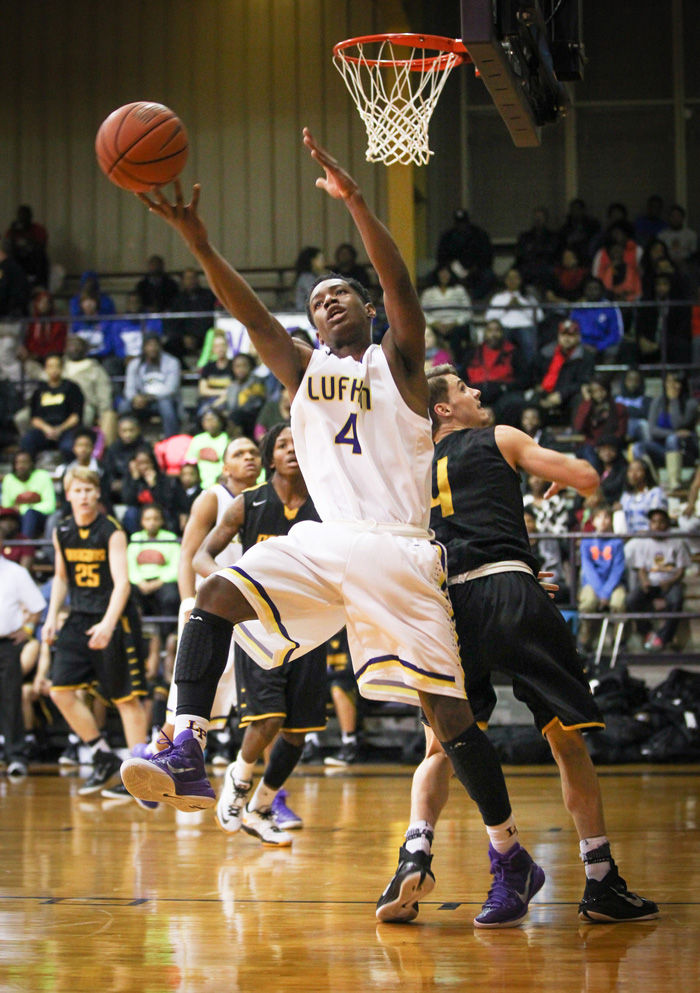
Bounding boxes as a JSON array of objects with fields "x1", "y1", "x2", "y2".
[
  {"x1": 226, "y1": 783, "x2": 251, "y2": 818},
  {"x1": 483, "y1": 864, "x2": 520, "y2": 907}
]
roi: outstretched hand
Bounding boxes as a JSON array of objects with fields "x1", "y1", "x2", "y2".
[
  {"x1": 303, "y1": 127, "x2": 359, "y2": 201},
  {"x1": 137, "y1": 180, "x2": 209, "y2": 250},
  {"x1": 544, "y1": 481, "x2": 563, "y2": 499}
]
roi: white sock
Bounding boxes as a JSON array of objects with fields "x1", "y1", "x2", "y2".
[
  {"x1": 486, "y1": 815, "x2": 519, "y2": 854},
  {"x1": 249, "y1": 781, "x2": 277, "y2": 812},
  {"x1": 341, "y1": 732, "x2": 357, "y2": 744},
  {"x1": 89, "y1": 737, "x2": 111, "y2": 756},
  {"x1": 174, "y1": 715, "x2": 209, "y2": 752},
  {"x1": 580, "y1": 835, "x2": 611, "y2": 881},
  {"x1": 305, "y1": 732, "x2": 319, "y2": 746},
  {"x1": 404, "y1": 820, "x2": 434, "y2": 856},
  {"x1": 233, "y1": 752, "x2": 256, "y2": 785}
]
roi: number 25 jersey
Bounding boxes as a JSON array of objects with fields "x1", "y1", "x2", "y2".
[{"x1": 56, "y1": 513, "x2": 123, "y2": 614}]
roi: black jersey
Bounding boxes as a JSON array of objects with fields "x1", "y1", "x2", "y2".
[
  {"x1": 240, "y1": 482, "x2": 320, "y2": 551},
  {"x1": 56, "y1": 513, "x2": 124, "y2": 614},
  {"x1": 430, "y1": 427, "x2": 540, "y2": 576}
]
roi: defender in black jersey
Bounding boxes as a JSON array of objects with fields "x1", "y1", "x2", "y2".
[
  {"x1": 379, "y1": 367, "x2": 658, "y2": 926},
  {"x1": 193, "y1": 424, "x2": 327, "y2": 846},
  {"x1": 44, "y1": 467, "x2": 147, "y2": 795}
]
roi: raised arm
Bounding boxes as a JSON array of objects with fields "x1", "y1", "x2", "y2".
[
  {"x1": 303, "y1": 128, "x2": 426, "y2": 372},
  {"x1": 137, "y1": 182, "x2": 309, "y2": 396},
  {"x1": 494, "y1": 425, "x2": 600, "y2": 497}
]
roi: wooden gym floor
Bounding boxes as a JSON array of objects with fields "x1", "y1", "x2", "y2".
[{"x1": 0, "y1": 763, "x2": 698, "y2": 993}]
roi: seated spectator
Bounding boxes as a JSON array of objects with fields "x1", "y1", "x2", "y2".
[
  {"x1": 529, "y1": 320, "x2": 595, "y2": 424},
  {"x1": 626, "y1": 507, "x2": 691, "y2": 651},
  {"x1": 4, "y1": 205, "x2": 48, "y2": 289},
  {"x1": 523, "y1": 508, "x2": 569, "y2": 603},
  {"x1": 557, "y1": 197, "x2": 601, "y2": 266},
  {"x1": 590, "y1": 202, "x2": 636, "y2": 257},
  {"x1": 120, "y1": 449, "x2": 187, "y2": 535},
  {"x1": 523, "y1": 473, "x2": 571, "y2": 535},
  {"x1": 165, "y1": 267, "x2": 216, "y2": 360},
  {"x1": 196, "y1": 332, "x2": 234, "y2": 416},
  {"x1": 109, "y1": 292, "x2": 164, "y2": 375},
  {"x1": 485, "y1": 266, "x2": 543, "y2": 367},
  {"x1": 215, "y1": 352, "x2": 266, "y2": 439},
  {"x1": 639, "y1": 237, "x2": 689, "y2": 299},
  {"x1": 254, "y1": 387, "x2": 291, "y2": 442},
  {"x1": 127, "y1": 503, "x2": 181, "y2": 674},
  {"x1": 0, "y1": 507, "x2": 34, "y2": 570},
  {"x1": 633, "y1": 371, "x2": 698, "y2": 492},
  {"x1": 596, "y1": 239, "x2": 642, "y2": 308},
  {"x1": 68, "y1": 271, "x2": 115, "y2": 318},
  {"x1": 1, "y1": 450, "x2": 56, "y2": 539},
  {"x1": 636, "y1": 272, "x2": 692, "y2": 364},
  {"x1": 569, "y1": 277, "x2": 624, "y2": 359},
  {"x1": 614, "y1": 368, "x2": 652, "y2": 444},
  {"x1": 573, "y1": 375, "x2": 628, "y2": 464},
  {"x1": 577, "y1": 505, "x2": 627, "y2": 654},
  {"x1": 179, "y1": 462, "x2": 202, "y2": 513},
  {"x1": 464, "y1": 317, "x2": 529, "y2": 421},
  {"x1": 420, "y1": 265, "x2": 472, "y2": 369},
  {"x1": 293, "y1": 246, "x2": 325, "y2": 312},
  {"x1": 135, "y1": 254, "x2": 179, "y2": 313},
  {"x1": 119, "y1": 333, "x2": 182, "y2": 439},
  {"x1": 593, "y1": 436, "x2": 629, "y2": 505},
  {"x1": 546, "y1": 247, "x2": 589, "y2": 304},
  {"x1": 658, "y1": 204, "x2": 697, "y2": 270},
  {"x1": 514, "y1": 206, "x2": 559, "y2": 294},
  {"x1": 519, "y1": 404, "x2": 556, "y2": 450},
  {"x1": 62, "y1": 334, "x2": 117, "y2": 446},
  {"x1": 70, "y1": 281, "x2": 114, "y2": 360},
  {"x1": 21, "y1": 353, "x2": 84, "y2": 459},
  {"x1": 424, "y1": 327, "x2": 454, "y2": 370},
  {"x1": 333, "y1": 243, "x2": 370, "y2": 287},
  {"x1": 634, "y1": 195, "x2": 668, "y2": 248},
  {"x1": 619, "y1": 458, "x2": 667, "y2": 534},
  {"x1": 101, "y1": 414, "x2": 155, "y2": 506},
  {"x1": 184, "y1": 409, "x2": 230, "y2": 489},
  {"x1": 0, "y1": 237, "x2": 30, "y2": 317},
  {"x1": 436, "y1": 208, "x2": 496, "y2": 301},
  {"x1": 22, "y1": 289, "x2": 66, "y2": 362}
]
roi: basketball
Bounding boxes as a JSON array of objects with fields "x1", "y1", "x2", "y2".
[{"x1": 95, "y1": 101, "x2": 189, "y2": 193}]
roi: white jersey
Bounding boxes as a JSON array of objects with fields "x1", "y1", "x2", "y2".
[
  {"x1": 193, "y1": 483, "x2": 241, "y2": 590},
  {"x1": 290, "y1": 344, "x2": 433, "y2": 527}
]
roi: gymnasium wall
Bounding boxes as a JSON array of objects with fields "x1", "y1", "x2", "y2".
[
  {"x1": 0, "y1": 0, "x2": 385, "y2": 278},
  {"x1": 2, "y1": 0, "x2": 698, "y2": 280}
]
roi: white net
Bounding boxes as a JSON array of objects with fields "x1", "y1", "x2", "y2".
[{"x1": 333, "y1": 38, "x2": 462, "y2": 166}]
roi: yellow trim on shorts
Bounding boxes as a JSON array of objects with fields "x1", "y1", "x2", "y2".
[
  {"x1": 541, "y1": 716, "x2": 606, "y2": 737},
  {"x1": 50, "y1": 682, "x2": 92, "y2": 693},
  {"x1": 239, "y1": 711, "x2": 287, "y2": 725},
  {"x1": 282, "y1": 724, "x2": 327, "y2": 733},
  {"x1": 111, "y1": 689, "x2": 148, "y2": 704}
]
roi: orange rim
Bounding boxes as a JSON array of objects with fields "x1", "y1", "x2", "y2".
[{"x1": 333, "y1": 33, "x2": 470, "y2": 71}]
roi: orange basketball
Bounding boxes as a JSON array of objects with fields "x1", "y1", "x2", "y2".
[{"x1": 95, "y1": 102, "x2": 189, "y2": 193}]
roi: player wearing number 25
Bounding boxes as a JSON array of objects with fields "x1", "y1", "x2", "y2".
[{"x1": 43, "y1": 466, "x2": 148, "y2": 795}]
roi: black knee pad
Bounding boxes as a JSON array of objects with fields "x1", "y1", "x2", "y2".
[{"x1": 175, "y1": 608, "x2": 233, "y2": 682}]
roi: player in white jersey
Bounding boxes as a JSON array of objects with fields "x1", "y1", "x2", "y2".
[{"x1": 121, "y1": 130, "x2": 543, "y2": 927}]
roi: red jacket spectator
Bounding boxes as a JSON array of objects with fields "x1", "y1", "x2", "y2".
[{"x1": 24, "y1": 289, "x2": 67, "y2": 359}]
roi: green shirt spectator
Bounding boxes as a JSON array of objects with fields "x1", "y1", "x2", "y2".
[
  {"x1": 1, "y1": 450, "x2": 56, "y2": 539},
  {"x1": 184, "y1": 410, "x2": 230, "y2": 489},
  {"x1": 127, "y1": 526, "x2": 180, "y2": 587}
]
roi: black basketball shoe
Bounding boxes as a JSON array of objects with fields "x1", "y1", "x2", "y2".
[
  {"x1": 376, "y1": 845, "x2": 435, "y2": 923},
  {"x1": 579, "y1": 861, "x2": 659, "y2": 923},
  {"x1": 78, "y1": 751, "x2": 122, "y2": 796}
]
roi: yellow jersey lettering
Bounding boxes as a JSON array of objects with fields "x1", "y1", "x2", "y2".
[
  {"x1": 64, "y1": 548, "x2": 107, "y2": 563},
  {"x1": 431, "y1": 456, "x2": 454, "y2": 517}
]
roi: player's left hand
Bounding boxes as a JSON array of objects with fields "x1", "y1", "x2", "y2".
[
  {"x1": 303, "y1": 127, "x2": 359, "y2": 201},
  {"x1": 537, "y1": 570, "x2": 559, "y2": 599},
  {"x1": 543, "y1": 481, "x2": 562, "y2": 499},
  {"x1": 86, "y1": 621, "x2": 113, "y2": 651}
]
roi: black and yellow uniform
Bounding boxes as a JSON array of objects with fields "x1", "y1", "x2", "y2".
[
  {"x1": 431, "y1": 427, "x2": 604, "y2": 733},
  {"x1": 51, "y1": 513, "x2": 146, "y2": 703},
  {"x1": 235, "y1": 483, "x2": 327, "y2": 732}
]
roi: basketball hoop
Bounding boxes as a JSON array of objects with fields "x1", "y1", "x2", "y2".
[{"x1": 333, "y1": 33, "x2": 469, "y2": 167}]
